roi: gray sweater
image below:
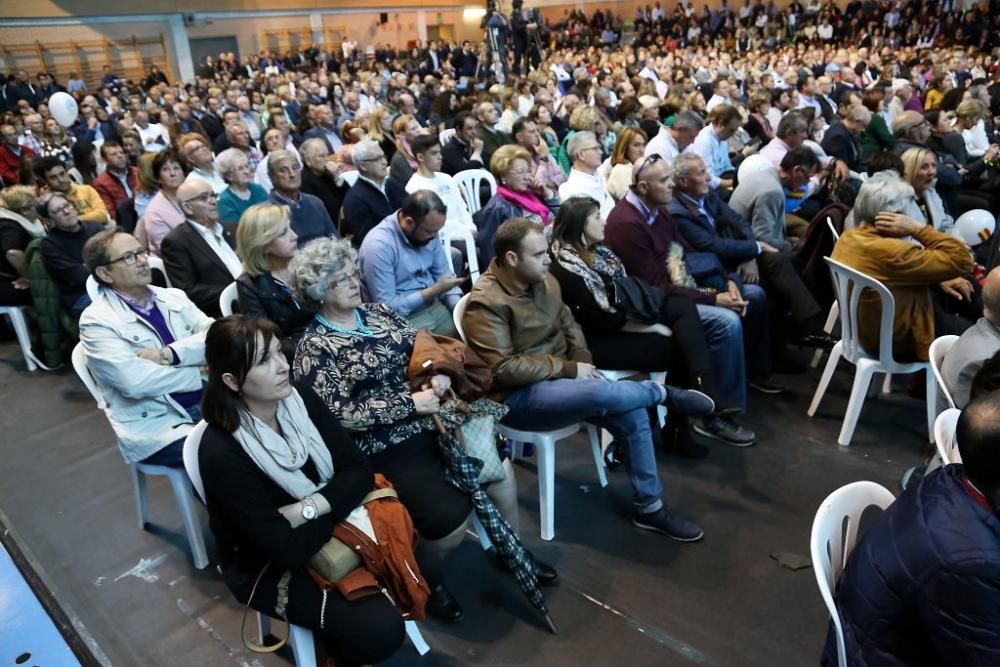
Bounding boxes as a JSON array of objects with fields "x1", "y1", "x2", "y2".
[{"x1": 728, "y1": 168, "x2": 791, "y2": 252}]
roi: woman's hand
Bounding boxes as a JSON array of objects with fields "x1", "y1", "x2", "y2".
[
  {"x1": 940, "y1": 276, "x2": 973, "y2": 302},
  {"x1": 429, "y1": 374, "x2": 451, "y2": 397},
  {"x1": 412, "y1": 388, "x2": 441, "y2": 414}
]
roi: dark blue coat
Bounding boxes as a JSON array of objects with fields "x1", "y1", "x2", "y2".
[
  {"x1": 668, "y1": 192, "x2": 759, "y2": 269},
  {"x1": 822, "y1": 465, "x2": 1000, "y2": 667}
]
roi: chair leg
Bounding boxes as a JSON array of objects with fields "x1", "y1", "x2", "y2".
[
  {"x1": 130, "y1": 465, "x2": 149, "y2": 531},
  {"x1": 511, "y1": 441, "x2": 524, "y2": 460},
  {"x1": 837, "y1": 361, "x2": 877, "y2": 446},
  {"x1": 811, "y1": 303, "x2": 840, "y2": 369},
  {"x1": 288, "y1": 622, "x2": 318, "y2": 667},
  {"x1": 537, "y1": 437, "x2": 556, "y2": 541},
  {"x1": 6, "y1": 309, "x2": 37, "y2": 372},
  {"x1": 808, "y1": 342, "x2": 843, "y2": 417},
  {"x1": 470, "y1": 513, "x2": 493, "y2": 551},
  {"x1": 925, "y1": 367, "x2": 937, "y2": 443},
  {"x1": 405, "y1": 620, "x2": 431, "y2": 656},
  {"x1": 257, "y1": 611, "x2": 271, "y2": 644},
  {"x1": 586, "y1": 424, "x2": 609, "y2": 489},
  {"x1": 167, "y1": 472, "x2": 209, "y2": 569}
]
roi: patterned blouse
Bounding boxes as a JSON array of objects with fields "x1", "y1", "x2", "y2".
[{"x1": 293, "y1": 302, "x2": 426, "y2": 457}]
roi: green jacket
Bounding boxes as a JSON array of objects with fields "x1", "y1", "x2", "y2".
[{"x1": 26, "y1": 238, "x2": 77, "y2": 367}]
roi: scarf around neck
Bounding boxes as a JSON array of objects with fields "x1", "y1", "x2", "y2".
[
  {"x1": 232, "y1": 388, "x2": 334, "y2": 500},
  {"x1": 497, "y1": 184, "x2": 550, "y2": 225},
  {"x1": 0, "y1": 208, "x2": 46, "y2": 238},
  {"x1": 550, "y1": 239, "x2": 626, "y2": 313}
]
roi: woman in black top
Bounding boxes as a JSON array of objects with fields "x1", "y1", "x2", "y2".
[
  {"x1": 235, "y1": 203, "x2": 316, "y2": 362},
  {"x1": 198, "y1": 316, "x2": 409, "y2": 666},
  {"x1": 0, "y1": 186, "x2": 45, "y2": 306}
]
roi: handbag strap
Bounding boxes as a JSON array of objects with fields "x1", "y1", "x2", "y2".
[
  {"x1": 241, "y1": 564, "x2": 290, "y2": 654},
  {"x1": 362, "y1": 488, "x2": 398, "y2": 504}
]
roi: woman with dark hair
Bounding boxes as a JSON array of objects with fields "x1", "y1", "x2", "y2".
[
  {"x1": 860, "y1": 89, "x2": 895, "y2": 158},
  {"x1": 198, "y1": 315, "x2": 409, "y2": 666},
  {"x1": 549, "y1": 196, "x2": 750, "y2": 456},
  {"x1": 428, "y1": 91, "x2": 456, "y2": 132},
  {"x1": 136, "y1": 149, "x2": 187, "y2": 256}
]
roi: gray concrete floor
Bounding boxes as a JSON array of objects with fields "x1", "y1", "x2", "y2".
[{"x1": 0, "y1": 340, "x2": 927, "y2": 667}]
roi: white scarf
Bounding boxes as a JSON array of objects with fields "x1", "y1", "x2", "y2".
[
  {"x1": 232, "y1": 389, "x2": 334, "y2": 500},
  {"x1": 0, "y1": 208, "x2": 46, "y2": 238}
]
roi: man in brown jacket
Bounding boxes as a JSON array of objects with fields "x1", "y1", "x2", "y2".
[
  {"x1": 462, "y1": 217, "x2": 715, "y2": 542},
  {"x1": 831, "y1": 173, "x2": 974, "y2": 362}
]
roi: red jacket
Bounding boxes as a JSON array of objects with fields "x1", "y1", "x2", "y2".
[
  {"x1": 92, "y1": 167, "x2": 138, "y2": 220},
  {"x1": 0, "y1": 143, "x2": 33, "y2": 186},
  {"x1": 604, "y1": 195, "x2": 717, "y2": 306}
]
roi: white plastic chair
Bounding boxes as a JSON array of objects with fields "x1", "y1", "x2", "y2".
[
  {"x1": 811, "y1": 218, "x2": 842, "y2": 370},
  {"x1": 0, "y1": 305, "x2": 45, "y2": 371},
  {"x1": 438, "y1": 128, "x2": 457, "y2": 146},
  {"x1": 454, "y1": 294, "x2": 607, "y2": 541},
  {"x1": 341, "y1": 170, "x2": 359, "y2": 187},
  {"x1": 219, "y1": 281, "x2": 239, "y2": 317},
  {"x1": 453, "y1": 169, "x2": 497, "y2": 216},
  {"x1": 439, "y1": 221, "x2": 480, "y2": 284},
  {"x1": 928, "y1": 335, "x2": 959, "y2": 413},
  {"x1": 182, "y1": 421, "x2": 431, "y2": 660},
  {"x1": 933, "y1": 407, "x2": 962, "y2": 466},
  {"x1": 72, "y1": 343, "x2": 209, "y2": 569},
  {"x1": 807, "y1": 258, "x2": 935, "y2": 446},
  {"x1": 147, "y1": 255, "x2": 172, "y2": 288},
  {"x1": 810, "y1": 481, "x2": 895, "y2": 667}
]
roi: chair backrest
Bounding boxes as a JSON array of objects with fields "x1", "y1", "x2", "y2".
[
  {"x1": 182, "y1": 420, "x2": 210, "y2": 503},
  {"x1": 146, "y1": 255, "x2": 172, "y2": 289},
  {"x1": 810, "y1": 481, "x2": 895, "y2": 667},
  {"x1": 826, "y1": 216, "x2": 840, "y2": 241},
  {"x1": 71, "y1": 342, "x2": 108, "y2": 411},
  {"x1": 439, "y1": 128, "x2": 457, "y2": 146},
  {"x1": 439, "y1": 222, "x2": 481, "y2": 284},
  {"x1": 825, "y1": 257, "x2": 902, "y2": 369},
  {"x1": 934, "y1": 407, "x2": 963, "y2": 465},
  {"x1": 219, "y1": 281, "x2": 239, "y2": 317},
  {"x1": 453, "y1": 293, "x2": 471, "y2": 343},
  {"x1": 453, "y1": 169, "x2": 497, "y2": 216},
  {"x1": 928, "y1": 335, "x2": 959, "y2": 411}
]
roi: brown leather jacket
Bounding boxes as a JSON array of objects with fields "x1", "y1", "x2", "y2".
[{"x1": 462, "y1": 259, "x2": 592, "y2": 399}]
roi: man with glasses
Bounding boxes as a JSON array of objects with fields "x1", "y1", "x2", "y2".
[
  {"x1": 38, "y1": 192, "x2": 105, "y2": 319},
  {"x1": 180, "y1": 133, "x2": 227, "y2": 194},
  {"x1": 558, "y1": 131, "x2": 614, "y2": 219},
  {"x1": 267, "y1": 149, "x2": 337, "y2": 247},
  {"x1": 160, "y1": 180, "x2": 241, "y2": 317},
  {"x1": 80, "y1": 230, "x2": 214, "y2": 468},
  {"x1": 341, "y1": 140, "x2": 408, "y2": 246}
]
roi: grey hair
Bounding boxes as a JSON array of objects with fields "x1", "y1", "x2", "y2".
[
  {"x1": 775, "y1": 112, "x2": 808, "y2": 139},
  {"x1": 672, "y1": 152, "x2": 705, "y2": 179},
  {"x1": 351, "y1": 139, "x2": 381, "y2": 164},
  {"x1": 215, "y1": 148, "x2": 248, "y2": 182},
  {"x1": 266, "y1": 149, "x2": 297, "y2": 176},
  {"x1": 672, "y1": 110, "x2": 705, "y2": 132},
  {"x1": 852, "y1": 172, "x2": 916, "y2": 227},
  {"x1": 299, "y1": 138, "x2": 329, "y2": 159},
  {"x1": 288, "y1": 236, "x2": 359, "y2": 306},
  {"x1": 847, "y1": 106, "x2": 872, "y2": 124},
  {"x1": 567, "y1": 130, "x2": 597, "y2": 162}
]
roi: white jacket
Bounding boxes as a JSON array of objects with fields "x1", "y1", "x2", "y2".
[{"x1": 79, "y1": 285, "x2": 214, "y2": 463}]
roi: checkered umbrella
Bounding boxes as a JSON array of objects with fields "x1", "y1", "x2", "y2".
[{"x1": 431, "y1": 415, "x2": 558, "y2": 635}]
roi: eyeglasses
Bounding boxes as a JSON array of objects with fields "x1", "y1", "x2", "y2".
[
  {"x1": 50, "y1": 203, "x2": 75, "y2": 216},
  {"x1": 105, "y1": 248, "x2": 149, "y2": 267},
  {"x1": 507, "y1": 169, "x2": 531, "y2": 177},
  {"x1": 181, "y1": 192, "x2": 218, "y2": 204},
  {"x1": 330, "y1": 268, "x2": 360, "y2": 287},
  {"x1": 580, "y1": 144, "x2": 602, "y2": 152},
  {"x1": 358, "y1": 155, "x2": 387, "y2": 163},
  {"x1": 633, "y1": 153, "x2": 663, "y2": 184}
]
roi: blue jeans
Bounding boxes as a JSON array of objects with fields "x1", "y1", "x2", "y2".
[
  {"x1": 502, "y1": 378, "x2": 665, "y2": 514},
  {"x1": 696, "y1": 304, "x2": 748, "y2": 412},
  {"x1": 141, "y1": 405, "x2": 201, "y2": 468}
]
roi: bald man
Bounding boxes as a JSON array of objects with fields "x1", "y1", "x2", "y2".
[
  {"x1": 942, "y1": 267, "x2": 1000, "y2": 408},
  {"x1": 159, "y1": 180, "x2": 241, "y2": 316}
]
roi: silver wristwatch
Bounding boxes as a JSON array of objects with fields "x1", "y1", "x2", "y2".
[{"x1": 300, "y1": 495, "x2": 318, "y2": 521}]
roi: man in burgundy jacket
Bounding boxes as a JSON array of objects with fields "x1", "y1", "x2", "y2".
[
  {"x1": 92, "y1": 140, "x2": 137, "y2": 222},
  {"x1": 605, "y1": 154, "x2": 776, "y2": 446},
  {"x1": 0, "y1": 123, "x2": 32, "y2": 186}
]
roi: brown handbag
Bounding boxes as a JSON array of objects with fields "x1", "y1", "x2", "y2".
[{"x1": 407, "y1": 329, "x2": 493, "y2": 400}]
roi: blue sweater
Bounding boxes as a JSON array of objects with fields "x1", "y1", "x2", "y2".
[{"x1": 269, "y1": 190, "x2": 338, "y2": 247}]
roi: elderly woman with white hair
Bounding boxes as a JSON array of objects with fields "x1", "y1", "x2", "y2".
[
  {"x1": 831, "y1": 172, "x2": 973, "y2": 362},
  {"x1": 216, "y1": 148, "x2": 269, "y2": 227},
  {"x1": 290, "y1": 236, "x2": 557, "y2": 623}
]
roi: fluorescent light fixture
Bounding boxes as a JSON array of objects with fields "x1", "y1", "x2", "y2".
[{"x1": 463, "y1": 7, "x2": 487, "y2": 20}]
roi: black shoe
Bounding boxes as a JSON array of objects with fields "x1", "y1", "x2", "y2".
[
  {"x1": 794, "y1": 333, "x2": 837, "y2": 350},
  {"x1": 534, "y1": 559, "x2": 559, "y2": 586},
  {"x1": 750, "y1": 380, "x2": 784, "y2": 395},
  {"x1": 603, "y1": 439, "x2": 624, "y2": 470},
  {"x1": 693, "y1": 416, "x2": 756, "y2": 447},
  {"x1": 661, "y1": 386, "x2": 715, "y2": 417},
  {"x1": 632, "y1": 506, "x2": 704, "y2": 542},
  {"x1": 426, "y1": 584, "x2": 465, "y2": 623},
  {"x1": 662, "y1": 421, "x2": 710, "y2": 459}
]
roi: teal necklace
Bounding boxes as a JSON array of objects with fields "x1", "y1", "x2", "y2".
[{"x1": 315, "y1": 309, "x2": 374, "y2": 337}]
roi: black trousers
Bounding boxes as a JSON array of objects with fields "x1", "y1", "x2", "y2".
[{"x1": 757, "y1": 251, "x2": 824, "y2": 350}]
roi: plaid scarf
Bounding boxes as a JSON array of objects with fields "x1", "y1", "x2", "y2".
[{"x1": 550, "y1": 239, "x2": 626, "y2": 314}]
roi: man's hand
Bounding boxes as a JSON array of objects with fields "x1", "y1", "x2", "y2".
[
  {"x1": 575, "y1": 362, "x2": 602, "y2": 380},
  {"x1": 136, "y1": 347, "x2": 164, "y2": 363},
  {"x1": 535, "y1": 139, "x2": 550, "y2": 157},
  {"x1": 940, "y1": 276, "x2": 974, "y2": 301},
  {"x1": 717, "y1": 281, "x2": 748, "y2": 316},
  {"x1": 832, "y1": 159, "x2": 849, "y2": 181},
  {"x1": 426, "y1": 275, "x2": 467, "y2": 299},
  {"x1": 739, "y1": 259, "x2": 760, "y2": 284},
  {"x1": 12, "y1": 277, "x2": 29, "y2": 290},
  {"x1": 873, "y1": 212, "x2": 923, "y2": 238},
  {"x1": 471, "y1": 136, "x2": 484, "y2": 154}
]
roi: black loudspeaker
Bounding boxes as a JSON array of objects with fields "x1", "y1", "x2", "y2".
[{"x1": 379, "y1": 12, "x2": 389, "y2": 24}]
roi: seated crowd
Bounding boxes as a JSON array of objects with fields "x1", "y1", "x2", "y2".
[{"x1": 2, "y1": 3, "x2": 1000, "y2": 662}]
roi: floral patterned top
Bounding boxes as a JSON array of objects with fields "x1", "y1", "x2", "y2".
[{"x1": 293, "y1": 302, "x2": 426, "y2": 457}]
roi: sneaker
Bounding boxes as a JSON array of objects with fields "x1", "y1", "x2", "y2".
[
  {"x1": 661, "y1": 386, "x2": 715, "y2": 417},
  {"x1": 750, "y1": 380, "x2": 784, "y2": 395},
  {"x1": 693, "y1": 416, "x2": 756, "y2": 447},
  {"x1": 632, "y1": 506, "x2": 704, "y2": 542}
]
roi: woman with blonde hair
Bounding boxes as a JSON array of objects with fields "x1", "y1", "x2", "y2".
[
  {"x1": 389, "y1": 114, "x2": 421, "y2": 185},
  {"x1": 0, "y1": 185, "x2": 45, "y2": 306},
  {"x1": 900, "y1": 147, "x2": 953, "y2": 232},
  {"x1": 476, "y1": 144, "x2": 553, "y2": 263},
  {"x1": 367, "y1": 105, "x2": 397, "y2": 162},
  {"x1": 235, "y1": 202, "x2": 315, "y2": 361},
  {"x1": 603, "y1": 127, "x2": 648, "y2": 200},
  {"x1": 133, "y1": 152, "x2": 160, "y2": 219}
]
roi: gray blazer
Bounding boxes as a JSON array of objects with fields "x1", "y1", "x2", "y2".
[
  {"x1": 728, "y1": 167, "x2": 792, "y2": 252},
  {"x1": 941, "y1": 317, "x2": 1000, "y2": 408}
]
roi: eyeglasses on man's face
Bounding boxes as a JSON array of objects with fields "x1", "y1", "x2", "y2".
[
  {"x1": 182, "y1": 192, "x2": 218, "y2": 204},
  {"x1": 105, "y1": 248, "x2": 149, "y2": 267}
]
